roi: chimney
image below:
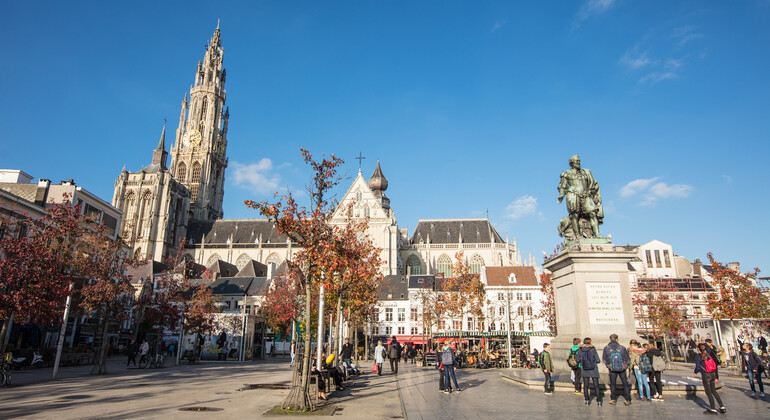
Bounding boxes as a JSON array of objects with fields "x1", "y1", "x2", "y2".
[
  {"x1": 35, "y1": 179, "x2": 50, "y2": 206},
  {"x1": 267, "y1": 262, "x2": 275, "y2": 279},
  {"x1": 692, "y1": 258, "x2": 703, "y2": 277}
]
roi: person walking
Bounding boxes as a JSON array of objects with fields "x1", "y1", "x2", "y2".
[
  {"x1": 579, "y1": 337, "x2": 602, "y2": 406},
  {"x1": 126, "y1": 339, "x2": 138, "y2": 367},
  {"x1": 441, "y1": 343, "x2": 461, "y2": 393},
  {"x1": 646, "y1": 344, "x2": 666, "y2": 400},
  {"x1": 695, "y1": 343, "x2": 726, "y2": 414},
  {"x1": 540, "y1": 343, "x2": 555, "y2": 394},
  {"x1": 602, "y1": 334, "x2": 632, "y2": 406},
  {"x1": 217, "y1": 330, "x2": 227, "y2": 361},
  {"x1": 374, "y1": 340, "x2": 386, "y2": 376},
  {"x1": 388, "y1": 336, "x2": 402, "y2": 375},
  {"x1": 567, "y1": 337, "x2": 582, "y2": 395},
  {"x1": 741, "y1": 343, "x2": 765, "y2": 397},
  {"x1": 138, "y1": 339, "x2": 149, "y2": 365},
  {"x1": 340, "y1": 338, "x2": 353, "y2": 368},
  {"x1": 629, "y1": 341, "x2": 652, "y2": 401},
  {"x1": 290, "y1": 340, "x2": 296, "y2": 367}
]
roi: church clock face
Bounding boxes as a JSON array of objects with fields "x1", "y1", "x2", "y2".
[{"x1": 183, "y1": 129, "x2": 201, "y2": 148}]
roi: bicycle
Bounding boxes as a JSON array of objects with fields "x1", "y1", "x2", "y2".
[
  {"x1": 1, "y1": 353, "x2": 12, "y2": 387},
  {"x1": 150, "y1": 353, "x2": 166, "y2": 368},
  {"x1": 138, "y1": 353, "x2": 150, "y2": 369}
]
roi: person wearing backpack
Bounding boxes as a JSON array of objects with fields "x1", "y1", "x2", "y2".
[
  {"x1": 629, "y1": 341, "x2": 652, "y2": 401},
  {"x1": 540, "y1": 343, "x2": 555, "y2": 394},
  {"x1": 646, "y1": 344, "x2": 666, "y2": 401},
  {"x1": 567, "y1": 337, "x2": 582, "y2": 395},
  {"x1": 602, "y1": 333, "x2": 632, "y2": 406},
  {"x1": 579, "y1": 337, "x2": 603, "y2": 406},
  {"x1": 441, "y1": 343, "x2": 461, "y2": 393},
  {"x1": 436, "y1": 347, "x2": 453, "y2": 392},
  {"x1": 741, "y1": 342, "x2": 765, "y2": 397},
  {"x1": 695, "y1": 343, "x2": 726, "y2": 415}
]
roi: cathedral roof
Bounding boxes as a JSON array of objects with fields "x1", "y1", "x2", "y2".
[
  {"x1": 236, "y1": 259, "x2": 268, "y2": 277},
  {"x1": 208, "y1": 259, "x2": 239, "y2": 277},
  {"x1": 410, "y1": 219, "x2": 504, "y2": 245},
  {"x1": 186, "y1": 219, "x2": 291, "y2": 246},
  {"x1": 140, "y1": 163, "x2": 163, "y2": 174}
]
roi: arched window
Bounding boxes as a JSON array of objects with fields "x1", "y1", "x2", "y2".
[
  {"x1": 190, "y1": 162, "x2": 202, "y2": 201},
  {"x1": 527, "y1": 307, "x2": 533, "y2": 316},
  {"x1": 406, "y1": 255, "x2": 422, "y2": 275},
  {"x1": 266, "y1": 253, "x2": 282, "y2": 267},
  {"x1": 200, "y1": 98, "x2": 208, "y2": 127},
  {"x1": 137, "y1": 191, "x2": 152, "y2": 237},
  {"x1": 235, "y1": 253, "x2": 251, "y2": 270},
  {"x1": 364, "y1": 206, "x2": 370, "y2": 218},
  {"x1": 436, "y1": 254, "x2": 452, "y2": 278},
  {"x1": 469, "y1": 254, "x2": 484, "y2": 275},
  {"x1": 206, "y1": 253, "x2": 221, "y2": 267},
  {"x1": 356, "y1": 190, "x2": 362, "y2": 202},
  {"x1": 518, "y1": 307, "x2": 524, "y2": 316},
  {"x1": 177, "y1": 162, "x2": 187, "y2": 182}
]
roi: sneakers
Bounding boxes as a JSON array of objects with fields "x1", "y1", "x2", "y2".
[
  {"x1": 544, "y1": 391, "x2": 553, "y2": 395},
  {"x1": 443, "y1": 390, "x2": 450, "y2": 394},
  {"x1": 761, "y1": 392, "x2": 766, "y2": 397},
  {"x1": 597, "y1": 401, "x2": 602, "y2": 407},
  {"x1": 751, "y1": 392, "x2": 756, "y2": 397},
  {"x1": 456, "y1": 388, "x2": 462, "y2": 392},
  {"x1": 623, "y1": 400, "x2": 632, "y2": 406},
  {"x1": 574, "y1": 391, "x2": 583, "y2": 395},
  {"x1": 608, "y1": 400, "x2": 617, "y2": 405},
  {"x1": 704, "y1": 409, "x2": 718, "y2": 415},
  {"x1": 585, "y1": 401, "x2": 591, "y2": 406},
  {"x1": 719, "y1": 407, "x2": 727, "y2": 414}
]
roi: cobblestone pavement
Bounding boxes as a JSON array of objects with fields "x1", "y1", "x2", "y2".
[
  {"x1": 0, "y1": 356, "x2": 404, "y2": 419},
  {"x1": 397, "y1": 363, "x2": 770, "y2": 419}
]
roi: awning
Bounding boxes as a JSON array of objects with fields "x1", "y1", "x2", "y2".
[
  {"x1": 392, "y1": 335, "x2": 429, "y2": 344},
  {"x1": 432, "y1": 330, "x2": 554, "y2": 339}
]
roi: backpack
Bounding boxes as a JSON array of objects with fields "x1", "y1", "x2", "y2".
[
  {"x1": 567, "y1": 349, "x2": 579, "y2": 368},
  {"x1": 441, "y1": 349, "x2": 456, "y2": 366},
  {"x1": 652, "y1": 354, "x2": 666, "y2": 372},
  {"x1": 704, "y1": 356, "x2": 716, "y2": 373},
  {"x1": 609, "y1": 347, "x2": 625, "y2": 372},
  {"x1": 537, "y1": 352, "x2": 545, "y2": 369},
  {"x1": 638, "y1": 353, "x2": 652, "y2": 374},
  {"x1": 580, "y1": 349, "x2": 596, "y2": 371}
]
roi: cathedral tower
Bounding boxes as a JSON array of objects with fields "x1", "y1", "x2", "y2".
[{"x1": 169, "y1": 24, "x2": 229, "y2": 222}]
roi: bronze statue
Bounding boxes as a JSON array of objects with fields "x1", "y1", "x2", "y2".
[{"x1": 557, "y1": 155, "x2": 605, "y2": 241}]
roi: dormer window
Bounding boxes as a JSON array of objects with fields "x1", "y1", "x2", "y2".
[
  {"x1": 508, "y1": 273, "x2": 517, "y2": 284},
  {"x1": 400, "y1": 277, "x2": 406, "y2": 283}
]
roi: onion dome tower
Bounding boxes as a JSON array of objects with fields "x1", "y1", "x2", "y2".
[{"x1": 368, "y1": 160, "x2": 390, "y2": 210}]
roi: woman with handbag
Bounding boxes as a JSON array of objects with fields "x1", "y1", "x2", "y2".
[
  {"x1": 695, "y1": 343, "x2": 726, "y2": 415},
  {"x1": 374, "y1": 340, "x2": 385, "y2": 377}
]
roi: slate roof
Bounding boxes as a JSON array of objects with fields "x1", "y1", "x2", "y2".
[
  {"x1": 246, "y1": 277, "x2": 272, "y2": 296},
  {"x1": 377, "y1": 275, "x2": 409, "y2": 300},
  {"x1": 636, "y1": 277, "x2": 715, "y2": 293},
  {"x1": 185, "y1": 219, "x2": 290, "y2": 246},
  {"x1": 484, "y1": 266, "x2": 539, "y2": 287},
  {"x1": 208, "y1": 259, "x2": 239, "y2": 277},
  {"x1": 236, "y1": 260, "x2": 268, "y2": 277},
  {"x1": 0, "y1": 183, "x2": 38, "y2": 203},
  {"x1": 126, "y1": 260, "x2": 168, "y2": 284},
  {"x1": 208, "y1": 277, "x2": 254, "y2": 295},
  {"x1": 410, "y1": 219, "x2": 505, "y2": 245},
  {"x1": 408, "y1": 275, "x2": 437, "y2": 290}
]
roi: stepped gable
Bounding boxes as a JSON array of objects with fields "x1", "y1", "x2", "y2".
[
  {"x1": 186, "y1": 219, "x2": 289, "y2": 246},
  {"x1": 208, "y1": 259, "x2": 238, "y2": 277},
  {"x1": 236, "y1": 259, "x2": 268, "y2": 277},
  {"x1": 485, "y1": 266, "x2": 539, "y2": 287},
  {"x1": 410, "y1": 219, "x2": 504, "y2": 245}
]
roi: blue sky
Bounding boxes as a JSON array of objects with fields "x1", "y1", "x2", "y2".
[{"x1": 2, "y1": 1, "x2": 769, "y2": 273}]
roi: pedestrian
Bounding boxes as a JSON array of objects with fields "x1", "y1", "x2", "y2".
[
  {"x1": 290, "y1": 340, "x2": 296, "y2": 367},
  {"x1": 741, "y1": 343, "x2": 765, "y2": 397},
  {"x1": 761, "y1": 351, "x2": 770, "y2": 379},
  {"x1": 579, "y1": 337, "x2": 602, "y2": 406},
  {"x1": 645, "y1": 344, "x2": 666, "y2": 401},
  {"x1": 388, "y1": 336, "x2": 402, "y2": 375},
  {"x1": 139, "y1": 339, "x2": 149, "y2": 364},
  {"x1": 567, "y1": 337, "x2": 582, "y2": 395},
  {"x1": 217, "y1": 330, "x2": 227, "y2": 361},
  {"x1": 704, "y1": 338, "x2": 720, "y2": 381},
  {"x1": 540, "y1": 343, "x2": 555, "y2": 394},
  {"x1": 126, "y1": 339, "x2": 138, "y2": 366},
  {"x1": 310, "y1": 364, "x2": 328, "y2": 401},
  {"x1": 602, "y1": 333, "x2": 632, "y2": 406},
  {"x1": 629, "y1": 341, "x2": 652, "y2": 401},
  {"x1": 441, "y1": 342, "x2": 462, "y2": 393},
  {"x1": 340, "y1": 338, "x2": 353, "y2": 368},
  {"x1": 695, "y1": 343, "x2": 726, "y2": 414},
  {"x1": 374, "y1": 339, "x2": 386, "y2": 376},
  {"x1": 410, "y1": 345, "x2": 417, "y2": 364},
  {"x1": 759, "y1": 333, "x2": 768, "y2": 354},
  {"x1": 167, "y1": 342, "x2": 175, "y2": 358},
  {"x1": 436, "y1": 346, "x2": 452, "y2": 392}
]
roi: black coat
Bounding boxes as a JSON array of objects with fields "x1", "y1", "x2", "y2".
[
  {"x1": 742, "y1": 351, "x2": 765, "y2": 373},
  {"x1": 388, "y1": 340, "x2": 402, "y2": 359}
]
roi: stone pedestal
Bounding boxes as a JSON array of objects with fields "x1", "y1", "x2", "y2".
[{"x1": 543, "y1": 243, "x2": 641, "y2": 373}]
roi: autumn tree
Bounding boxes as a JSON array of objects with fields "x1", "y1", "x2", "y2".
[
  {"x1": 632, "y1": 278, "x2": 692, "y2": 363},
  {"x1": 537, "y1": 272, "x2": 556, "y2": 335},
  {"x1": 414, "y1": 279, "x2": 446, "y2": 352},
  {"x1": 183, "y1": 285, "x2": 218, "y2": 342},
  {"x1": 246, "y1": 149, "x2": 344, "y2": 412},
  {"x1": 261, "y1": 270, "x2": 303, "y2": 340},
  {"x1": 439, "y1": 252, "x2": 485, "y2": 351},
  {"x1": 705, "y1": 253, "x2": 769, "y2": 359}
]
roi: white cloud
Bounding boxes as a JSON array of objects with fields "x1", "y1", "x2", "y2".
[
  {"x1": 620, "y1": 177, "x2": 659, "y2": 197},
  {"x1": 620, "y1": 51, "x2": 653, "y2": 69},
  {"x1": 664, "y1": 58, "x2": 683, "y2": 71},
  {"x1": 620, "y1": 177, "x2": 693, "y2": 205},
  {"x1": 231, "y1": 159, "x2": 282, "y2": 194},
  {"x1": 722, "y1": 174, "x2": 733, "y2": 183},
  {"x1": 639, "y1": 71, "x2": 678, "y2": 84},
  {"x1": 577, "y1": 0, "x2": 617, "y2": 21},
  {"x1": 672, "y1": 25, "x2": 704, "y2": 47},
  {"x1": 491, "y1": 21, "x2": 506, "y2": 33},
  {"x1": 505, "y1": 195, "x2": 538, "y2": 219}
]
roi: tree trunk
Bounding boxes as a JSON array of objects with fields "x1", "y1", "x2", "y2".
[
  {"x1": 353, "y1": 322, "x2": 358, "y2": 362},
  {"x1": 662, "y1": 334, "x2": 672, "y2": 369},
  {"x1": 91, "y1": 308, "x2": 110, "y2": 375},
  {"x1": 731, "y1": 318, "x2": 738, "y2": 364},
  {"x1": 334, "y1": 295, "x2": 342, "y2": 366},
  {"x1": 0, "y1": 314, "x2": 12, "y2": 351},
  {"x1": 364, "y1": 318, "x2": 369, "y2": 362}
]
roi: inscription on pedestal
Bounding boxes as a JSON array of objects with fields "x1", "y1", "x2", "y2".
[{"x1": 586, "y1": 282, "x2": 625, "y2": 325}]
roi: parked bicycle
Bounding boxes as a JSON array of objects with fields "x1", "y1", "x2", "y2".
[
  {"x1": 1, "y1": 353, "x2": 12, "y2": 387},
  {"x1": 139, "y1": 352, "x2": 166, "y2": 369}
]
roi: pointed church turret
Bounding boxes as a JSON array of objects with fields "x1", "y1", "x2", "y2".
[
  {"x1": 152, "y1": 123, "x2": 168, "y2": 169},
  {"x1": 368, "y1": 160, "x2": 390, "y2": 209}
]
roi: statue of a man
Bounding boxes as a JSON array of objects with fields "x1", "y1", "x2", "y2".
[{"x1": 557, "y1": 155, "x2": 604, "y2": 240}]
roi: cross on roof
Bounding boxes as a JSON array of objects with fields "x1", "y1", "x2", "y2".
[{"x1": 355, "y1": 152, "x2": 366, "y2": 171}]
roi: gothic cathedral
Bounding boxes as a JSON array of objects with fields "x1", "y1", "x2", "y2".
[{"x1": 112, "y1": 26, "x2": 229, "y2": 262}]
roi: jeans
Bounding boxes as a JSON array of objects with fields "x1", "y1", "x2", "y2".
[
  {"x1": 444, "y1": 364, "x2": 460, "y2": 390},
  {"x1": 609, "y1": 370, "x2": 631, "y2": 402},
  {"x1": 573, "y1": 368, "x2": 582, "y2": 391},
  {"x1": 583, "y1": 377, "x2": 601, "y2": 402},
  {"x1": 290, "y1": 353, "x2": 295, "y2": 367},
  {"x1": 648, "y1": 371, "x2": 663, "y2": 396},
  {"x1": 748, "y1": 369, "x2": 765, "y2": 393},
  {"x1": 701, "y1": 371, "x2": 724, "y2": 409},
  {"x1": 543, "y1": 371, "x2": 554, "y2": 392},
  {"x1": 390, "y1": 358, "x2": 399, "y2": 374},
  {"x1": 634, "y1": 367, "x2": 651, "y2": 399},
  {"x1": 439, "y1": 369, "x2": 452, "y2": 390}
]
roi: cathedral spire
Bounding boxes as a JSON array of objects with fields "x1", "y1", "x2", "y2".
[{"x1": 152, "y1": 122, "x2": 168, "y2": 169}]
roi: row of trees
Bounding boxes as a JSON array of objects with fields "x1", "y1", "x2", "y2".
[{"x1": 0, "y1": 198, "x2": 217, "y2": 375}]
